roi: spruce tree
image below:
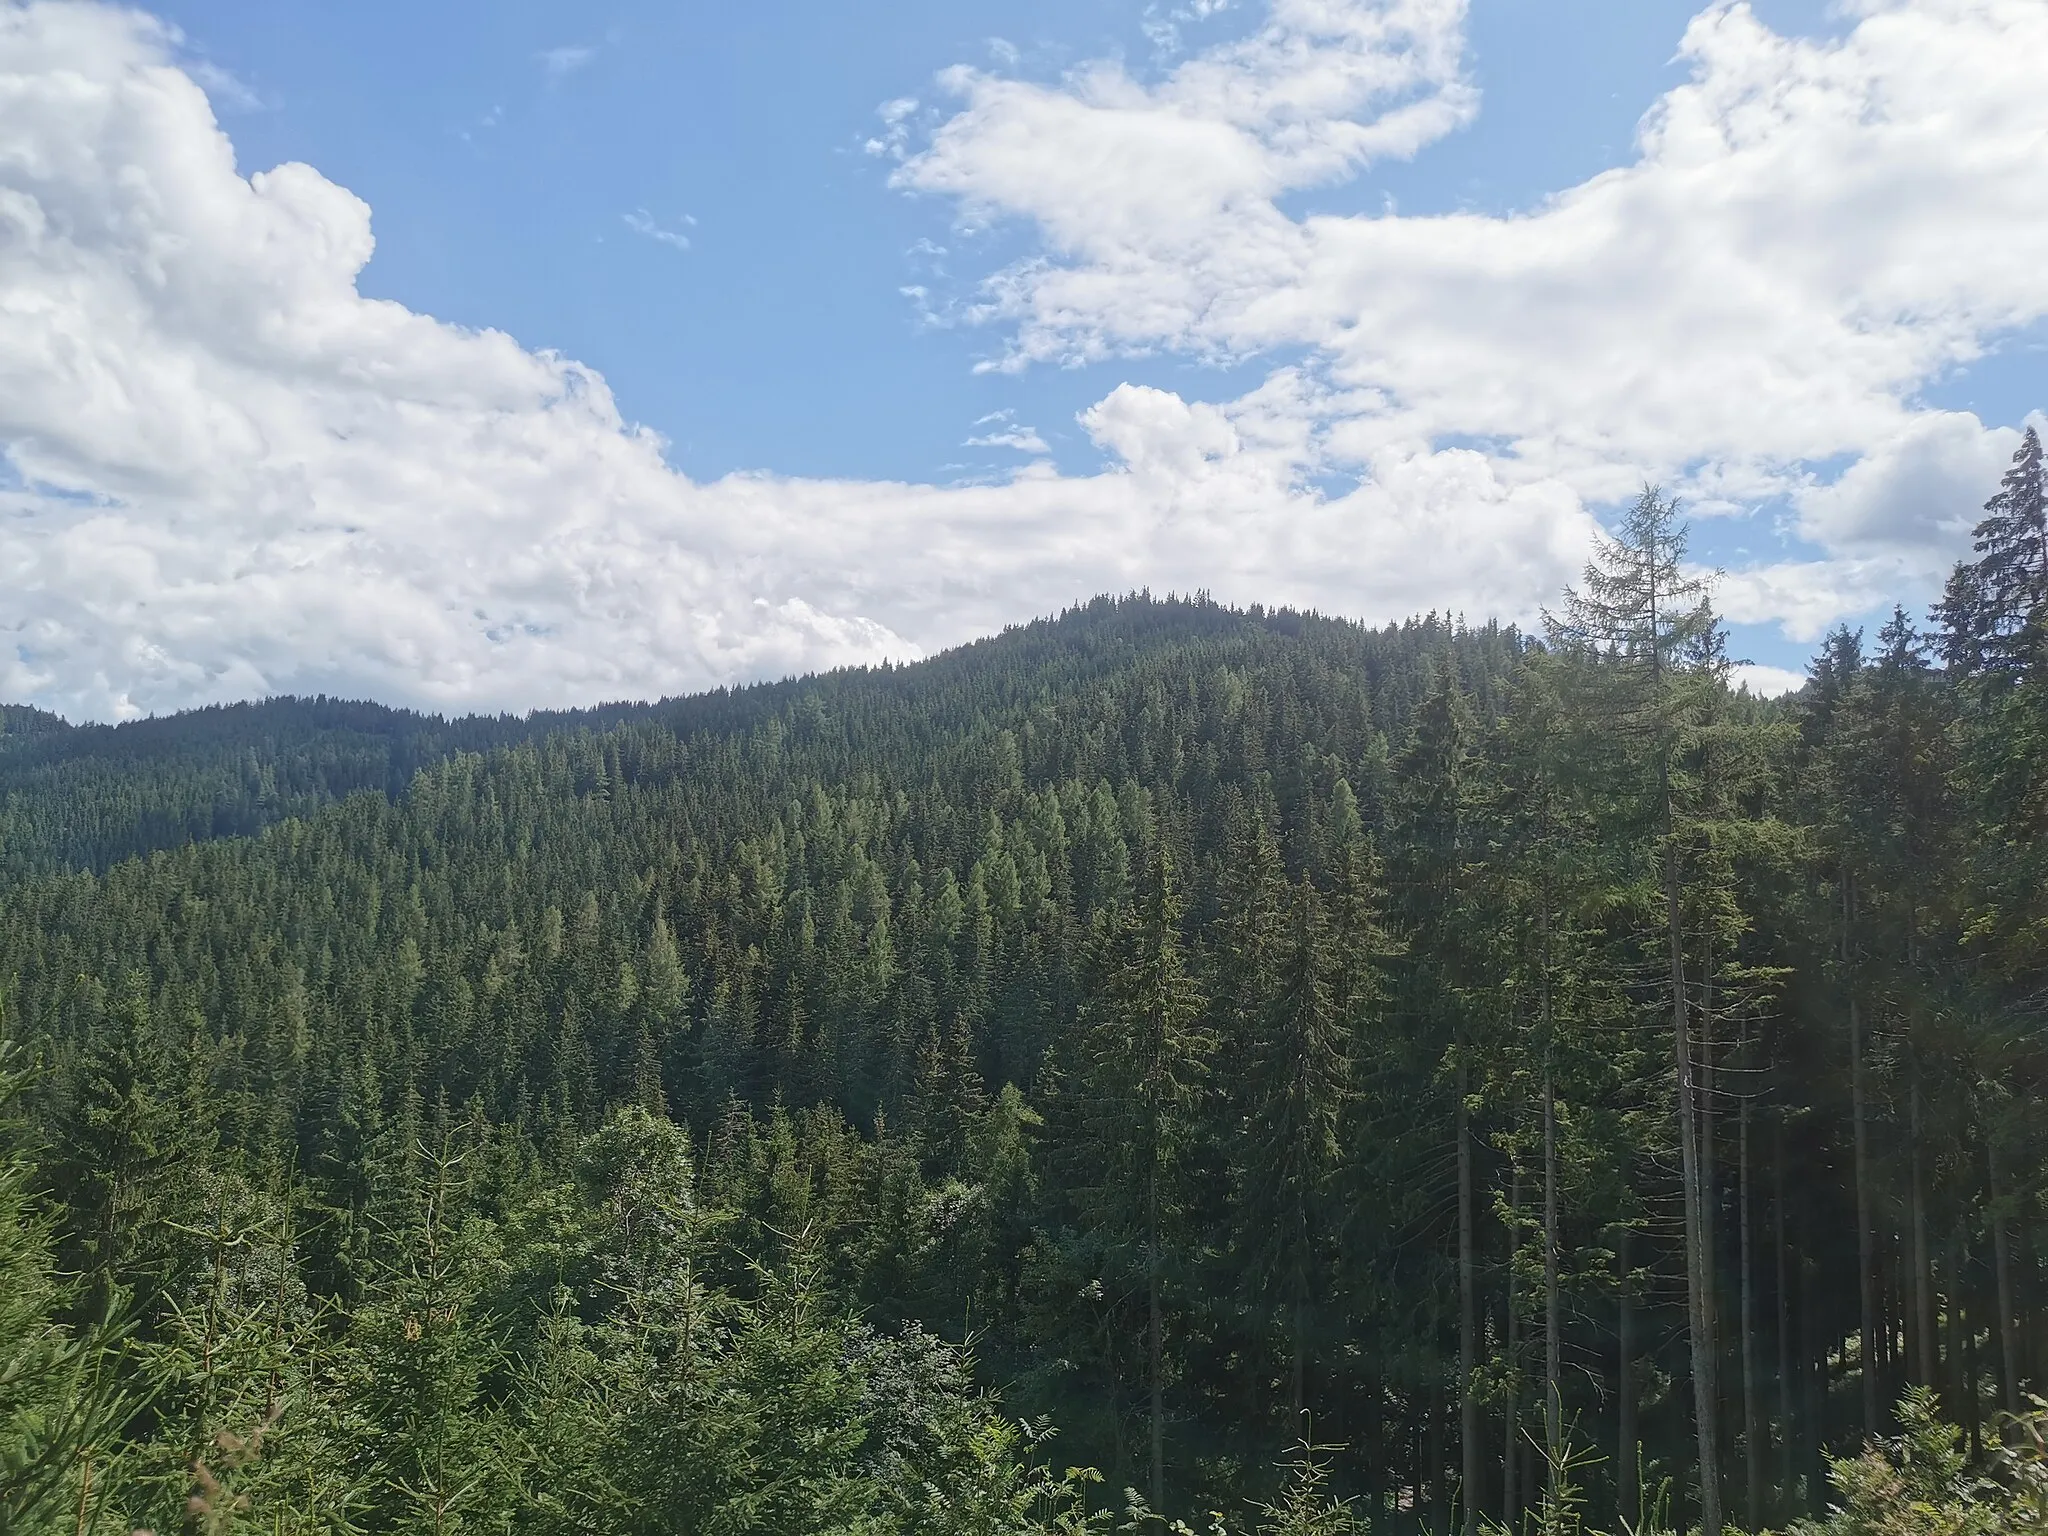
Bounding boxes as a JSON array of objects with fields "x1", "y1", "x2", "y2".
[
  {"x1": 0, "y1": 1044, "x2": 135, "y2": 1534},
  {"x1": 1936, "y1": 425, "x2": 2047, "y2": 679},
  {"x1": 1068, "y1": 833, "x2": 1209, "y2": 1507},
  {"x1": 1235, "y1": 875, "x2": 1349, "y2": 1424},
  {"x1": 1549, "y1": 487, "x2": 1729, "y2": 1536}
]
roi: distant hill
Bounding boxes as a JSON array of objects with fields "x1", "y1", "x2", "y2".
[{"x1": 0, "y1": 594, "x2": 1513, "y2": 884}]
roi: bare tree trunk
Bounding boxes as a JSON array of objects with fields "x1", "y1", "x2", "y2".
[
  {"x1": 1148, "y1": 1159, "x2": 1164, "y2": 1509},
  {"x1": 1289, "y1": 1190, "x2": 1310, "y2": 1423},
  {"x1": 1408, "y1": 1394, "x2": 1420, "y2": 1514},
  {"x1": 1775, "y1": 1110, "x2": 1795, "y2": 1509},
  {"x1": 1541, "y1": 866, "x2": 1563, "y2": 1493},
  {"x1": 1618, "y1": 1222, "x2": 1638, "y2": 1533},
  {"x1": 1801, "y1": 1245, "x2": 1826, "y2": 1516},
  {"x1": 1364, "y1": 1373, "x2": 1384, "y2": 1520},
  {"x1": 1525, "y1": 1414, "x2": 1539, "y2": 1518},
  {"x1": 1544, "y1": 1070, "x2": 1562, "y2": 1482},
  {"x1": 1701, "y1": 937, "x2": 1719, "y2": 1368},
  {"x1": 1964, "y1": 1281, "x2": 1983, "y2": 1459},
  {"x1": 1505, "y1": 1164, "x2": 1523, "y2": 1534},
  {"x1": 1430, "y1": 1367, "x2": 1450, "y2": 1536},
  {"x1": 1990, "y1": 1139, "x2": 2022, "y2": 1420},
  {"x1": 1668, "y1": 844, "x2": 1724, "y2": 1536},
  {"x1": 1910, "y1": 1080, "x2": 1937, "y2": 1389},
  {"x1": 1292, "y1": 1287, "x2": 1307, "y2": 1424},
  {"x1": 1880, "y1": 1244, "x2": 1897, "y2": 1395},
  {"x1": 1946, "y1": 1225, "x2": 1967, "y2": 1426},
  {"x1": 1460, "y1": 1049, "x2": 1480, "y2": 1536},
  {"x1": 1846, "y1": 871, "x2": 1879, "y2": 1437},
  {"x1": 1741, "y1": 1083, "x2": 1761, "y2": 1534}
]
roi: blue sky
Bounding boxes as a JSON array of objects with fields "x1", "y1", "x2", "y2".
[
  {"x1": 160, "y1": 0, "x2": 1851, "y2": 482},
  {"x1": 1, "y1": 0, "x2": 2043, "y2": 716}
]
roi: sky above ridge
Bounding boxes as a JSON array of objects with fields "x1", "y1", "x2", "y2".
[{"x1": 1, "y1": 0, "x2": 2044, "y2": 720}]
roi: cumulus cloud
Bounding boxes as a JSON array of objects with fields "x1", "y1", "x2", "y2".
[
  {"x1": 899, "y1": 0, "x2": 1475, "y2": 345},
  {"x1": 1795, "y1": 412, "x2": 2022, "y2": 559},
  {"x1": 0, "y1": 0, "x2": 1596, "y2": 721},
  {"x1": 0, "y1": 3, "x2": 897, "y2": 719},
  {"x1": 1706, "y1": 409, "x2": 2038, "y2": 639},
  {"x1": 896, "y1": 0, "x2": 2048, "y2": 617},
  {"x1": 0, "y1": 0, "x2": 2041, "y2": 719}
]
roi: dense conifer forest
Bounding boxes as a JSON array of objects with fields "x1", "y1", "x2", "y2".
[{"x1": 5, "y1": 438, "x2": 2048, "y2": 1534}]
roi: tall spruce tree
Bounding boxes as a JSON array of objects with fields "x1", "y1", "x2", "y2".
[
  {"x1": 1390, "y1": 667, "x2": 1488, "y2": 1534},
  {"x1": 1236, "y1": 875, "x2": 1349, "y2": 1424},
  {"x1": 1067, "y1": 830, "x2": 1210, "y2": 1507},
  {"x1": 1549, "y1": 487, "x2": 1730, "y2": 1536}
]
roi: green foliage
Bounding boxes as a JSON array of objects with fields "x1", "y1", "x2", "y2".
[
  {"x1": 1795, "y1": 1390, "x2": 2004, "y2": 1536},
  {"x1": 0, "y1": 534, "x2": 2044, "y2": 1536},
  {"x1": 0, "y1": 1043, "x2": 135, "y2": 1535},
  {"x1": 1245, "y1": 1444, "x2": 1372, "y2": 1536}
]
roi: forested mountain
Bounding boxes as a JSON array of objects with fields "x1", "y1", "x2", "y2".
[
  {"x1": 0, "y1": 597, "x2": 1449, "y2": 887},
  {"x1": 0, "y1": 695, "x2": 558, "y2": 886},
  {"x1": 3, "y1": 441, "x2": 2048, "y2": 1535}
]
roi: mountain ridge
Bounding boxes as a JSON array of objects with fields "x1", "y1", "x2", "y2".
[{"x1": 0, "y1": 592, "x2": 1522, "y2": 884}]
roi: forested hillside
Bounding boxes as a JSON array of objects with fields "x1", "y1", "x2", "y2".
[
  {"x1": 0, "y1": 598, "x2": 1399, "y2": 888},
  {"x1": 0, "y1": 697, "x2": 560, "y2": 886},
  {"x1": 4, "y1": 441, "x2": 2048, "y2": 1535}
]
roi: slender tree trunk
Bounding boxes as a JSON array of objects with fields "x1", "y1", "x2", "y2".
[
  {"x1": 1910, "y1": 1080, "x2": 1937, "y2": 1389},
  {"x1": 1846, "y1": 871, "x2": 1879, "y2": 1436},
  {"x1": 1290, "y1": 1288, "x2": 1306, "y2": 1423},
  {"x1": 1525, "y1": 1413, "x2": 1539, "y2": 1520},
  {"x1": 1365, "y1": 1374, "x2": 1384, "y2": 1520},
  {"x1": 1460, "y1": 1048, "x2": 1480, "y2": 1536},
  {"x1": 1412, "y1": 1395, "x2": 1423, "y2": 1514},
  {"x1": 1431, "y1": 1368, "x2": 1450, "y2": 1536},
  {"x1": 1701, "y1": 935, "x2": 1719, "y2": 1365},
  {"x1": 1667, "y1": 843, "x2": 1724, "y2": 1536},
  {"x1": 1964, "y1": 1282, "x2": 1983, "y2": 1459},
  {"x1": 1541, "y1": 873, "x2": 1562, "y2": 1488},
  {"x1": 1618, "y1": 1222, "x2": 1638, "y2": 1533},
  {"x1": 1775, "y1": 1111, "x2": 1795, "y2": 1509},
  {"x1": 1880, "y1": 1248, "x2": 1896, "y2": 1394},
  {"x1": 1544, "y1": 1070, "x2": 1562, "y2": 1480},
  {"x1": 1148, "y1": 1157, "x2": 1164, "y2": 1508},
  {"x1": 1946, "y1": 1225, "x2": 1967, "y2": 1426},
  {"x1": 1990, "y1": 1139, "x2": 2022, "y2": 1420},
  {"x1": 1505, "y1": 1164, "x2": 1523, "y2": 1534},
  {"x1": 1801, "y1": 1245, "x2": 1825, "y2": 1516},
  {"x1": 1741, "y1": 1084, "x2": 1761, "y2": 1534}
]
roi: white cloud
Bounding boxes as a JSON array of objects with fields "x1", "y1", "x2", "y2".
[
  {"x1": 1143, "y1": 0, "x2": 1239, "y2": 58},
  {"x1": 185, "y1": 57, "x2": 263, "y2": 112},
  {"x1": 965, "y1": 410, "x2": 1050, "y2": 454},
  {"x1": 1795, "y1": 411, "x2": 2021, "y2": 558},
  {"x1": 864, "y1": 96, "x2": 920, "y2": 159},
  {"x1": 1731, "y1": 662, "x2": 1807, "y2": 697},
  {"x1": 894, "y1": 0, "x2": 2048, "y2": 630},
  {"x1": 623, "y1": 208, "x2": 692, "y2": 252},
  {"x1": 539, "y1": 43, "x2": 596, "y2": 79},
  {"x1": 2, "y1": 0, "x2": 2043, "y2": 719},
  {"x1": 898, "y1": 0, "x2": 1475, "y2": 314},
  {"x1": 0, "y1": 1, "x2": 1596, "y2": 722}
]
